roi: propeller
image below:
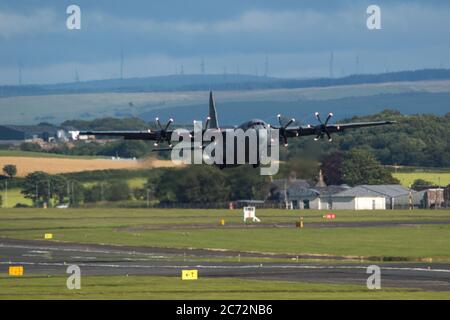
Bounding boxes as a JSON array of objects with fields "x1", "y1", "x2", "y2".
[
  {"x1": 275, "y1": 114, "x2": 296, "y2": 147},
  {"x1": 193, "y1": 116, "x2": 212, "y2": 134},
  {"x1": 313, "y1": 112, "x2": 333, "y2": 142},
  {"x1": 153, "y1": 117, "x2": 174, "y2": 147}
]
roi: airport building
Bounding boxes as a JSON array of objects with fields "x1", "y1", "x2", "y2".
[
  {"x1": 328, "y1": 186, "x2": 386, "y2": 210},
  {"x1": 270, "y1": 178, "x2": 421, "y2": 210}
]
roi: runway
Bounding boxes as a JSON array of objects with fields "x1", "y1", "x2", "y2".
[
  {"x1": 1, "y1": 238, "x2": 449, "y2": 292},
  {"x1": 118, "y1": 219, "x2": 450, "y2": 231}
]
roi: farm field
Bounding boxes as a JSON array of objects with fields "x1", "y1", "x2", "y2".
[
  {"x1": 0, "y1": 155, "x2": 178, "y2": 177},
  {"x1": 393, "y1": 172, "x2": 450, "y2": 187},
  {"x1": 0, "y1": 150, "x2": 104, "y2": 159}
]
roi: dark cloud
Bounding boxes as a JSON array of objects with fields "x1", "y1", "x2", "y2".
[{"x1": 0, "y1": 1, "x2": 449, "y2": 84}]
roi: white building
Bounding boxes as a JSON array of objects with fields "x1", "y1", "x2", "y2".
[
  {"x1": 331, "y1": 186, "x2": 386, "y2": 210},
  {"x1": 283, "y1": 184, "x2": 420, "y2": 210}
]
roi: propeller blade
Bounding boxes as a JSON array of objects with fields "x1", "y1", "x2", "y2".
[
  {"x1": 164, "y1": 118, "x2": 174, "y2": 131},
  {"x1": 325, "y1": 129, "x2": 332, "y2": 141},
  {"x1": 284, "y1": 118, "x2": 295, "y2": 129},
  {"x1": 155, "y1": 117, "x2": 162, "y2": 129},
  {"x1": 315, "y1": 112, "x2": 323, "y2": 124},
  {"x1": 324, "y1": 112, "x2": 333, "y2": 125},
  {"x1": 277, "y1": 114, "x2": 282, "y2": 126},
  {"x1": 204, "y1": 116, "x2": 211, "y2": 130},
  {"x1": 314, "y1": 134, "x2": 320, "y2": 141}
]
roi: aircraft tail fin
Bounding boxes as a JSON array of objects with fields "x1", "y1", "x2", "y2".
[{"x1": 208, "y1": 91, "x2": 219, "y2": 129}]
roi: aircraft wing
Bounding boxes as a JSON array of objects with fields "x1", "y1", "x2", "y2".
[
  {"x1": 290, "y1": 120, "x2": 396, "y2": 136},
  {"x1": 278, "y1": 120, "x2": 396, "y2": 144}
]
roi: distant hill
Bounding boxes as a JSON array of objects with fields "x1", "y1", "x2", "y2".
[
  {"x1": 1, "y1": 82, "x2": 450, "y2": 126},
  {"x1": 2, "y1": 68, "x2": 450, "y2": 97},
  {"x1": 0, "y1": 74, "x2": 278, "y2": 97},
  {"x1": 138, "y1": 92, "x2": 450, "y2": 125}
]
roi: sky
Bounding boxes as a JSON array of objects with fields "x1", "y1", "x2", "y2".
[{"x1": 0, "y1": 0, "x2": 450, "y2": 84}]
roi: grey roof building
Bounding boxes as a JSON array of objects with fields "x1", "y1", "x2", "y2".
[
  {"x1": 269, "y1": 178, "x2": 311, "y2": 202},
  {"x1": 286, "y1": 184, "x2": 350, "y2": 210},
  {"x1": 278, "y1": 182, "x2": 420, "y2": 210},
  {"x1": 356, "y1": 185, "x2": 418, "y2": 209}
]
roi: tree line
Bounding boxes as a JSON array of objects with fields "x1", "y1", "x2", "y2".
[
  {"x1": 14, "y1": 110, "x2": 450, "y2": 167},
  {"x1": 286, "y1": 110, "x2": 450, "y2": 168}
]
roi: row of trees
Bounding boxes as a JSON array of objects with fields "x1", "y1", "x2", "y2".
[
  {"x1": 0, "y1": 143, "x2": 427, "y2": 208},
  {"x1": 320, "y1": 149, "x2": 399, "y2": 186},
  {"x1": 286, "y1": 110, "x2": 450, "y2": 168},
  {"x1": 17, "y1": 172, "x2": 133, "y2": 207},
  {"x1": 9, "y1": 146, "x2": 399, "y2": 207},
  {"x1": 13, "y1": 110, "x2": 450, "y2": 167},
  {"x1": 20, "y1": 140, "x2": 153, "y2": 159},
  {"x1": 148, "y1": 165, "x2": 269, "y2": 204},
  {"x1": 20, "y1": 172, "x2": 84, "y2": 206}
]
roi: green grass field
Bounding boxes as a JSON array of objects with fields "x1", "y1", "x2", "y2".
[
  {"x1": 0, "y1": 208, "x2": 449, "y2": 300},
  {"x1": 0, "y1": 275, "x2": 446, "y2": 300},
  {"x1": 127, "y1": 177, "x2": 147, "y2": 188},
  {"x1": 393, "y1": 172, "x2": 450, "y2": 187},
  {"x1": 0, "y1": 208, "x2": 449, "y2": 261},
  {"x1": 1, "y1": 188, "x2": 31, "y2": 208}
]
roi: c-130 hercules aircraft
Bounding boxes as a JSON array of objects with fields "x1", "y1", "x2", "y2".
[{"x1": 78, "y1": 92, "x2": 396, "y2": 169}]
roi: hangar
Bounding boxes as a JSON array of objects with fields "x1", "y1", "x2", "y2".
[
  {"x1": 355, "y1": 184, "x2": 417, "y2": 209},
  {"x1": 287, "y1": 185, "x2": 350, "y2": 210},
  {"x1": 274, "y1": 180, "x2": 419, "y2": 210},
  {"x1": 331, "y1": 186, "x2": 386, "y2": 210}
]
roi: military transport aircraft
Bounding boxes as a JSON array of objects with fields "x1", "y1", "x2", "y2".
[{"x1": 78, "y1": 92, "x2": 396, "y2": 168}]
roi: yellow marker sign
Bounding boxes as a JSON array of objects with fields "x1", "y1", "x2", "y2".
[
  {"x1": 44, "y1": 233, "x2": 53, "y2": 239},
  {"x1": 182, "y1": 269, "x2": 198, "y2": 280},
  {"x1": 9, "y1": 266, "x2": 24, "y2": 276},
  {"x1": 220, "y1": 219, "x2": 225, "y2": 226}
]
